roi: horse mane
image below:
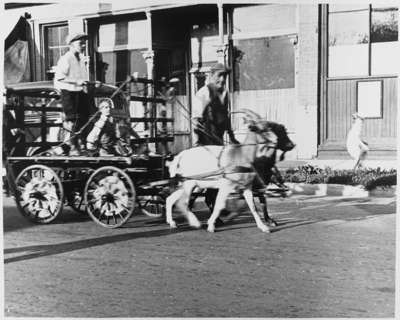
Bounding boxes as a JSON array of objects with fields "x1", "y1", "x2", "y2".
[{"x1": 266, "y1": 121, "x2": 286, "y2": 134}]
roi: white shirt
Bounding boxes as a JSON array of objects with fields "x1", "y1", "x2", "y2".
[
  {"x1": 192, "y1": 85, "x2": 229, "y2": 119},
  {"x1": 54, "y1": 51, "x2": 89, "y2": 91}
]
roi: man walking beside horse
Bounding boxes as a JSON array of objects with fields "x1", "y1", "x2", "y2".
[
  {"x1": 192, "y1": 63, "x2": 239, "y2": 146},
  {"x1": 179, "y1": 62, "x2": 295, "y2": 229},
  {"x1": 191, "y1": 63, "x2": 239, "y2": 217}
]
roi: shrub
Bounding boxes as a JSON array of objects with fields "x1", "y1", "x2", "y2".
[{"x1": 282, "y1": 166, "x2": 396, "y2": 190}]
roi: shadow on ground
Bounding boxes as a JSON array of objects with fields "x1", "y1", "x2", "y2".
[{"x1": 3, "y1": 196, "x2": 395, "y2": 264}]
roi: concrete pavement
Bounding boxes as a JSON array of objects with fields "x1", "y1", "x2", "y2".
[{"x1": 2, "y1": 192, "x2": 396, "y2": 317}]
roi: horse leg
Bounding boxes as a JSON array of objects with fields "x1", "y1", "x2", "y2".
[
  {"x1": 205, "y1": 188, "x2": 217, "y2": 212},
  {"x1": 188, "y1": 193, "x2": 197, "y2": 211},
  {"x1": 207, "y1": 185, "x2": 231, "y2": 233},
  {"x1": 188, "y1": 187, "x2": 201, "y2": 210},
  {"x1": 205, "y1": 188, "x2": 228, "y2": 227},
  {"x1": 166, "y1": 189, "x2": 184, "y2": 228},
  {"x1": 243, "y1": 189, "x2": 270, "y2": 233},
  {"x1": 258, "y1": 192, "x2": 277, "y2": 227},
  {"x1": 178, "y1": 181, "x2": 201, "y2": 229}
]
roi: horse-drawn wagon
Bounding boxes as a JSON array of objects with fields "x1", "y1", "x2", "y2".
[{"x1": 3, "y1": 77, "x2": 177, "y2": 228}]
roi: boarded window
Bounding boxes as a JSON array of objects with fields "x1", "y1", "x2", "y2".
[{"x1": 233, "y1": 36, "x2": 295, "y2": 91}]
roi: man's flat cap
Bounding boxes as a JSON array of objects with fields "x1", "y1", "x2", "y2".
[
  {"x1": 66, "y1": 32, "x2": 88, "y2": 44},
  {"x1": 211, "y1": 62, "x2": 231, "y2": 74}
]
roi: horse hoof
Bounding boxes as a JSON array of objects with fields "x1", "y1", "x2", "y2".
[
  {"x1": 207, "y1": 225, "x2": 215, "y2": 233},
  {"x1": 265, "y1": 219, "x2": 277, "y2": 227},
  {"x1": 168, "y1": 221, "x2": 177, "y2": 229},
  {"x1": 189, "y1": 221, "x2": 202, "y2": 229},
  {"x1": 260, "y1": 226, "x2": 271, "y2": 233}
]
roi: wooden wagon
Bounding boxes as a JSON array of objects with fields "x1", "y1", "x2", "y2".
[{"x1": 4, "y1": 77, "x2": 177, "y2": 228}]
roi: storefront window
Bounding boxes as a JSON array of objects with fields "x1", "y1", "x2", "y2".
[{"x1": 328, "y1": 5, "x2": 398, "y2": 77}]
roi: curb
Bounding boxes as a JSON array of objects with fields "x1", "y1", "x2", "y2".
[{"x1": 284, "y1": 183, "x2": 397, "y2": 198}]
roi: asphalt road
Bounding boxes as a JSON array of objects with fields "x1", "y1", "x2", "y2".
[{"x1": 2, "y1": 193, "x2": 396, "y2": 317}]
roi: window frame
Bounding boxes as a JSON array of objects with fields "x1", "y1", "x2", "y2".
[
  {"x1": 41, "y1": 21, "x2": 69, "y2": 80},
  {"x1": 97, "y1": 19, "x2": 148, "y2": 53},
  {"x1": 327, "y1": 4, "x2": 398, "y2": 80}
]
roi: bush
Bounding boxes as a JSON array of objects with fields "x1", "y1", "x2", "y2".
[{"x1": 282, "y1": 165, "x2": 397, "y2": 190}]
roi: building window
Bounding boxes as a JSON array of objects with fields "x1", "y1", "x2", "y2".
[
  {"x1": 190, "y1": 22, "x2": 222, "y2": 69},
  {"x1": 328, "y1": 4, "x2": 398, "y2": 77},
  {"x1": 371, "y1": 6, "x2": 399, "y2": 74},
  {"x1": 43, "y1": 23, "x2": 69, "y2": 79},
  {"x1": 98, "y1": 20, "x2": 147, "y2": 50},
  {"x1": 97, "y1": 19, "x2": 148, "y2": 85}
]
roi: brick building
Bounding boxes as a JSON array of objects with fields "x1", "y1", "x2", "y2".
[{"x1": 4, "y1": 1, "x2": 398, "y2": 160}]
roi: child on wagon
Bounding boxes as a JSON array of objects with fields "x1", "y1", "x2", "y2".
[{"x1": 86, "y1": 98, "x2": 134, "y2": 156}]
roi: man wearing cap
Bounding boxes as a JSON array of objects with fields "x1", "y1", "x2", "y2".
[
  {"x1": 54, "y1": 32, "x2": 93, "y2": 156},
  {"x1": 192, "y1": 62, "x2": 239, "y2": 146},
  {"x1": 191, "y1": 62, "x2": 239, "y2": 221}
]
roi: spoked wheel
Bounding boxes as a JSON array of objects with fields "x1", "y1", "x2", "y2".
[
  {"x1": 84, "y1": 166, "x2": 136, "y2": 228},
  {"x1": 15, "y1": 164, "x2": 64, "y2": 223},
  {"x1": 138, "y1": 195, "x2": 165, "y2": 218}
]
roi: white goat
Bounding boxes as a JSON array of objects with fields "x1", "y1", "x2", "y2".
[
  {"x1": 346, "y1": 113, "x2": 369, "y2": 170},
  {"x1": 166, "y1": 111, "x2": 277, "y2": 233}
]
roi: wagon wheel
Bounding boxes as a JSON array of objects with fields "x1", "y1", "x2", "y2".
[
  {"x1": 15, "y1": 164, "x2": 64, "y2": 223},
  {"x1": 84, "y1": 166, "x2": 136, "y2": 228},
  {"x1": 138, "y1": 195, "x2": 165, "y2": 218}
]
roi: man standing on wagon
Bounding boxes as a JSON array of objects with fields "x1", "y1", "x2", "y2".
[{"x1": 54, "y1": 32, "x2": 93, "y2": 156}]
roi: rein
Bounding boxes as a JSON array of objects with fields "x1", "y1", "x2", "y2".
[
  {"x1": 174, "y1": 162, "x2": 269, "y2": 190},
  {"x1": 174, "y1": 142, "x2": 276, "y2": 189}
]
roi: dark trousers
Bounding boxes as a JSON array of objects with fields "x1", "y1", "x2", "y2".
[{"x1": 61, "y1": 90, "x2": 96, "y2": 137}]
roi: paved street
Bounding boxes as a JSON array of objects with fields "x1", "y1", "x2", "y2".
[{"x1": 2, "y1": 193, "x2": 396, "y2": 317}]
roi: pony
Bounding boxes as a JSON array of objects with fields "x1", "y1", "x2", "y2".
[{"x1": 165, "y1": 110, "x2": 293, "y2": 232}]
